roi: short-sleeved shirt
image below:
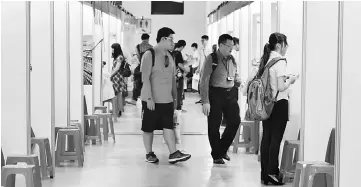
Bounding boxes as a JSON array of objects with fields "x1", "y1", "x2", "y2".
[
  {"x1": 140, "y1": 49, "x2": 176, "y2": 104},
  {"x1": 267, "y1": 51, "x2": 290, "y2": 101}
]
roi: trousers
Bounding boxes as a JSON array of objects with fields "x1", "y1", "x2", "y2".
[
  {"x1": 208, "y1": 86, "x2": 241, "y2": 159},
  {"x1": 260, "y1": 99, "x2": 289, "y2": 175}
]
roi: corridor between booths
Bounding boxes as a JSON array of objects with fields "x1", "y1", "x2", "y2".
[{"x1": 1, "y1": 1, "x2": 361, "y2": 187}]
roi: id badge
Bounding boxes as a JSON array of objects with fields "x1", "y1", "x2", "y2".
[{"x1": 227, "y1": 77, "x2": 234, "y2": 81}]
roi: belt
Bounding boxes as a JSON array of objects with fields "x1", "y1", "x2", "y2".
[{"x1": 210, "y1": 86, "x2": 234, "y2": 92}]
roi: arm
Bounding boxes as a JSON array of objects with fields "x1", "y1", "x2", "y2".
[
  {"x1": 140, "y1": 51, "x2": 153, "y2": 100},
  {"x1": 200, "y1": 55, "x2": 213, "y2": 104},
  {"x1": 172, "y1": 65, "x2": 177, "y2": 103},
  {"x1": 110, "y1": 56, "x2": 122, "y2": 77}
]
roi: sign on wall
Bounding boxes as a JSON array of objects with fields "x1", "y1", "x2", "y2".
[{"x1": 136, "y1": 18, "x2": 151, "y2": 34}]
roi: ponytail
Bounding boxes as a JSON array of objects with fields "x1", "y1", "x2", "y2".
[{"x1": 256, "y1": 43, "x2": 271, "y2": 77}]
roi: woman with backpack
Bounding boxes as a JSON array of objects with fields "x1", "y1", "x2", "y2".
[
  {"x1": 110, "y1": 43, "x2": 131, "y2": 117},
  {"x1": 246, "y1": 33, "x2": 297, "y2": 185}
]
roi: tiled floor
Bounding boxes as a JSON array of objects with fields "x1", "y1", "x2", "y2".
[
  {"x1": 18, "y1": 92, "x2": 291, "y2": 187},
  {"x1": 40, "y1": 135, "x2": 291, "y2": 187}
]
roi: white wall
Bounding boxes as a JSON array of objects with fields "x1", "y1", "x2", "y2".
[
  {"x1": 69, "y1": 1, "x2": 83, "y2": 123},
  {"x1": 279, "y1": 1, "x2": 303, "y2": 141},
  {"x1": 54, "y1": 1, "x2": 68, "y2": 127},
  {"x1": 303, "y1": 2, "x2": 338, "y2": 161},
  {"x1": 1, "y1": 1, "x2": 30, "y2": 155},
  {"x1": 339, "y1": 2, "x2": 361, "y2": 186},
  {"x1": 122, "y1": 1, "x2": 206, "y2": 55},
  {"x1": 30, "y1": 1, "x2": 52, "y2": 139},
  {"x1": 239, "y1": 6, "x2": 250, "y2": 118}
]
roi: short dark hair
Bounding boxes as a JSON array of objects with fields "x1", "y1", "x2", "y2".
[
  {"x1": 201, "y1": 35, "x2": 209, "y2": 40},
  {"x1": 141, "y1": 34, "x2": 150, "y2": 40},
  {"x1": 175, "y1": 40, "x2": 186, "y2": 48},
  {"x1": 156, "y1": 27, "x2": 175, "y2": 43},
  {"x1": 191, "y1": 43, "x2": 198, "y2": 49},
  {"x1": 233, "y1": 37, "x2": 239, "y2": 45},
  {"x1": 218, "y1": 34, "x2": 233, "y2": 45}
]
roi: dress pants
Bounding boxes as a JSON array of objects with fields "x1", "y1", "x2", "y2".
[
  {"x1": 260, "y1": 99, "x2": 289, "y2": 176},
  {"x1": 208, "y1": 86, "x2": 241, "y2": 159}
]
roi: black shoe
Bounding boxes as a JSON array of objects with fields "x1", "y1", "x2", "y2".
[
  {"x1": 169, "y1": 150, "x2": 191, "y2": 164},
  {"x1": 263, "y1": 174, "x2": 284, "y2": 186},
  {"x1": 213, "y1": 158, "x2": 225, "y2": 164},
  {"x1": 222, "y1": 154, "x2": 230, "y2": 161},
  {"x1": 195, "y1": 100, "x2": 202, "y2": 104},
  {"x1": 118, "y1": 111, "x2": 122, "y2": 117},
  {"x1": 145, "y1": 152, "x2": 159, "y2": 163}
]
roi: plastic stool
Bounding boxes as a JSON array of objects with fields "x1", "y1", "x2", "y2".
[
  {"x1": 280, "y1": 140, "x2": 300, "y2": 183},
  {"x1": 84, "y1": 115, "x2": 102, "y2": 145},
  {"x1": 69, "y1": 122, "x2": 85, "y2": 152},
  {"x1": 5, "y1": 155, "x2": 42, "y2": 186},
  {"x1": 30, "y1": 138, "x2": 54, "y2": 179},
  {"x1": 232, "y1": 121, "x2": 257, "y2": 153},
  {"x1": 1, "y1": 164, "x2": 37, "y2": 187},
  {"x1": 305, "y1": 163, "x2": 334, "y2": 187},
  {"x1": 55, "y1": 129, "x2": 83, "y2": 167},
  {"x1": 95, "y1": 113, "x2": 115, "y2": 142},
  {"x1": 94, "y1": 106, "x2": 107, "y2": 113}
]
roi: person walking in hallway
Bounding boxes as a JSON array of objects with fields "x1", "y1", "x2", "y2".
[
  {"x1": 195, "y1": 35, "x2": 212, "y2": 104},
  {"x1": 255, "y1": 33, "x2": 297, "y2": 185},
  {"x1": 140, "y1": 27, "x2": 191, "y2": 164},
  {"x1": 200, "y1": 34, "x2": 241, "y2": 164},
  {"x1": 132, "y1": 34, "x2": 153, "y2": 105}
]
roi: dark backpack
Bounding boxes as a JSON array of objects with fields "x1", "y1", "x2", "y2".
[{"x1": 133, "y1": 44, "x2": 146, "y2": 80}]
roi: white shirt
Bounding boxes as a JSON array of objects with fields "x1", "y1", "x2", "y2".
[
  {"x1": 191, "y1": 50, "x2": 200, "y2": 68},
  {"x1": 199, "y1": 46, "x2": 212, "y2": 73},
  {"x1": 267, "y1": 51, "x2": 290, "y2": 101}
]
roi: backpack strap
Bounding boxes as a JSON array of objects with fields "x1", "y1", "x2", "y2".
[
  {"x1": 147, "y1": 48, "x2": 155, "y2": 67},
  {"x1": 167, "y1": 50, "x2": 174, "y2": 61},
  {"x1": 265, "y1": 57, "x2": 287, "y2": 100},
  {"x1": 211, "y1": 52, "x2": 218, "y2": 72}
]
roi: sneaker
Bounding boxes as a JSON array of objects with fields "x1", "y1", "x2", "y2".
[
  {"x1": 145, "y1": 152, "x2": 159, "y2": 163},
  {"x1": 169, "y1": 150, "x2": 191, "y2": 164}
]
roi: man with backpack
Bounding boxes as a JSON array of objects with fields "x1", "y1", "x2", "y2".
[
  {"x1": 132, "y1": 34, "x2": 153, "y2": 105},
  {"x1": 140, "y1": 27, "x2": 191, "y2": 164},
  {"x1": 200, "y1": 34, "x2": 241, "y2": 164}
]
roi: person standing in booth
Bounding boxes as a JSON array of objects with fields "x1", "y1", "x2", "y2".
[{"x1": 200, "y1": 34, "x2": 241, "y2": 164}]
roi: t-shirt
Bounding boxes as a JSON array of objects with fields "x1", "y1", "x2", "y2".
[
  {"x1": 191, "y1": 50, "x2": 200, "y2": 68},
  {"x1": 172, "y1": 50, "x2": 185, "y2": 74},
  {"x1": 140, "y1": 49, "x2": 176, "y2": 104}
]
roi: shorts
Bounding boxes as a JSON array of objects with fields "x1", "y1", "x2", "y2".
[{"x1": 141, "y1": 101, "x2": 174, "y2": 132}]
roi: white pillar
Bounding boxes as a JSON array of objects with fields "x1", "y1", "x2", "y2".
[
  {"x1": 69, "y1": 1, "x2": 83, "y2": 124},
  {"x1": 54, "y1": 1, "x2": 69, "y2": 127},
  {"x1": 30, "y1": 1, "x2": 52, "y2": 140},
  {"x1": 1, "y1": 1, "x2": 31, "y2": 155},
  {"x1": 302, "y1": 2, "x2": 339, "y2": 161},
  {"x1": 338, "y1": 2, "x2": 361, "y2": 186}
]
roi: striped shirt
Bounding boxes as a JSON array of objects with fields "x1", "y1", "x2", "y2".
[{"x1": 135, "y1": 41, "x2": 153, "y2": 61}]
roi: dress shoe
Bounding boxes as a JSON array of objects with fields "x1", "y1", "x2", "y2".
[
  {"x1": 222, "y1": 154, "x2": 230, "y2": 161},
  {"x1": 213, "y1": 158, "x2": 225, "y2": 164}
]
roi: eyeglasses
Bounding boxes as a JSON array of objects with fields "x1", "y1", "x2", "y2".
[
  {"x1": 164, "y1": 37, "x2": 174, "y2": 43},
  {"x1": 222, "y1": 43, "x2": 233, "y2": 48},
  {"x1": 164, "y1": 55, "x2": 169, "y2": 68}
]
